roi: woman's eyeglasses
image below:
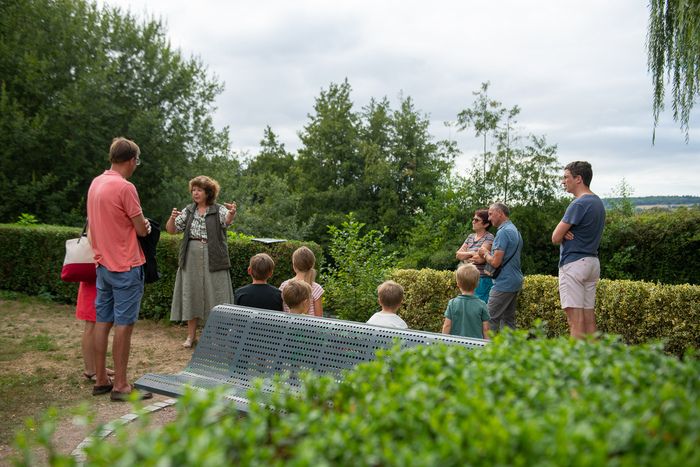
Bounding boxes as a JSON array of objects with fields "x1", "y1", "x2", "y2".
[{"x1": 472, "y1": 218, "x2": 481, "y2": 223}]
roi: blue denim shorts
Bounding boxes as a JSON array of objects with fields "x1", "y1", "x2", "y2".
[{"x1": 95, "y1": 265, "x2": 144, "y2": 325}]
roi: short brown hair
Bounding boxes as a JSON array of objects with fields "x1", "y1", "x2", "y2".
[
  {"x1": 474, "y1": 209, "x2": 491, "y2": 228},
  {"x1": 377, "y1": 280, "x2": 404, "y2": 309},
  {"x1": 282, "y1": 280, "x2": 312, "y2": 310},
  {"x1": 456, "y1": 264, "x2": 480, "y2": 292},
  {"x1": 189, "y1": 175, "x2": 220, "y2": 205},
  {"x1": 249, "y1": 253, "x2": 275, "y2": 280},
  {"x1": 565, "y1": 161, "x2": 593, "y2": 187},
  {"x1": 109, "y1": 137, "x2": 140, "y2": 163}
]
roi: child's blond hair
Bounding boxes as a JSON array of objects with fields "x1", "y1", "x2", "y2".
[
  {"x1": 249, "y1": 253, "x2": 275, "y2": 280},
  {"x1": 282, "y1": 280, "x2": 312, "y2": 311},
  {"x1": 456, "y1": 264, "x2": 480, "y2": 292},
  {"x1": 377, "y1": 280, "x2": 404, "y2": 309},
  {"x1": 292, "y1": 246, "x2": 317, "y2": 284}
]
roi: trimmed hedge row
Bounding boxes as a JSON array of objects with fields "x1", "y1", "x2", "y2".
[
  {"x1": 0, "y1": 224, "x2": 321, "y2": 320},
  {"x1": 20, "y1": 332, "x2": 700, "y2": 465},
  {"x1": 390, "y1": 269, "x2": 700, "y2": 355}
]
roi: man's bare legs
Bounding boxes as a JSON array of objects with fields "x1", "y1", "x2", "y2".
[
  {"x1": 93, "y1": 322, "x2": 113, "y2": 386},
  {"x1": 566, "y1": 307, "x2": 596, "y2": 339},
  {"x1": 583, "y1": 308, "x2": 597, "y2": 335},
  {"x1": 111, "y1": 324, "x2": 134, "y2": 393}
]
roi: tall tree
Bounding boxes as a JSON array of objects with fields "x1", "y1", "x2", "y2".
[
  {"x1": 0, "y1": 0, "x2": 229, "y2": 224},
  {"x1": 455, "y1": 81, "x2": 505, "y2": 203},
  {"x1": 295, "y1": 80, "x2": 362, "y2": 240},
  {"x1": 647, "y1": 0, "x2": 700, "y2": 142},
  {"x1": 389, "y1": 95, "x2": 456, "y2": 241},
  {"x1": 456, "y1": 82, "x2": 560, "y2": 206}
]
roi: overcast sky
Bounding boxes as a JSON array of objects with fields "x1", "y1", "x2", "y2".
[{"x1": 98, "y1": 0, "x2": 699, "y2": 197}]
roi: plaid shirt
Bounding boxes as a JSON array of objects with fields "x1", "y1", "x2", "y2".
[{"x1": 174, "y1": 204, "x2": 228, "y2": 239}]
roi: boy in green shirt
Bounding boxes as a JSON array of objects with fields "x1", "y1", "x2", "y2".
[{"x1": 442, "y1": 264, "x2": 490, "y2": 339}]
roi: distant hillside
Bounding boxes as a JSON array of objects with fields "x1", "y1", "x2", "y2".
[{"x1": 602, "y1": 196, "x2": 700, "y2": 210}]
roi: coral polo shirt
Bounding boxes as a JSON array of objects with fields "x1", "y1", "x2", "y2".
[{"x1": 87, "y1": 170, "x2": 145, "y2": 272}]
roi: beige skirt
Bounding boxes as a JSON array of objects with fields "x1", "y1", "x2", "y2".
[{"x1": 170, "y1": 241, "x2": 234, "y2": 322}]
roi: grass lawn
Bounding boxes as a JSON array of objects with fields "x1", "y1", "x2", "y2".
[{"x1": 0, "y1": 291, "x2": 191, "y2": 464}]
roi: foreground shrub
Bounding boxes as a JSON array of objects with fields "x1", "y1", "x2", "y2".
[
  {"x1": 18, "y1": 332, "x2": 700, "y2": 465},
  {"x1": 390, "y1": 271, "x2": 700, "y2": 356},
  {"x1": 0, "y1": 224, "x2": 321, "y2": 319}
]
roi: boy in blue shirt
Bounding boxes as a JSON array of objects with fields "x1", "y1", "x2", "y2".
[{"x1": 442, "y1": 264, "x2": 490, "y2": 339}]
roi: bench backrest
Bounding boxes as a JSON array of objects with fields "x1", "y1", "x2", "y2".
[{"x1": 187, "y1": 305, "x2": 486, "y2": 394}]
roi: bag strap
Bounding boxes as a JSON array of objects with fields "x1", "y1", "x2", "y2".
[{"x1": 497, "y1": 230, "x2": 522, "y2": 270}]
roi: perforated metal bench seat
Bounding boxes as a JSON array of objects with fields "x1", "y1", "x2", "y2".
[{"x1": 135, "y1": 304, "x2": 487, "y2": 412}]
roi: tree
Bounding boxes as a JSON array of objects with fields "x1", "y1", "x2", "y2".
[
  {"x1": 454, "y1": 81, "x2": 505, "y2": 203},
  {"x1": 388, "y1": 95, "x2": 456, "y2": 241},
  {"x1": 295, "y1": 80, "x2": 362, "y2": 241},
  {"x1": 647, "y1": 0, "x2": 700, "y2": 142},
  {"x1": 233, "y1": 127, "x2": 314, "y2": 239},
  {"x1": 455, "y1": 82, "x2": 561, "y2": 206},
  {"x1": 0, "y1": 0, "x2": 230, "y2": 225},
  {"x1": 322, "y1": 213, "x2": 396, "y2": 321}
]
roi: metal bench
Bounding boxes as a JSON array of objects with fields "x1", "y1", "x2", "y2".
[{"x1": 135, "y1": 304, "x2": 487, "y2": 412}]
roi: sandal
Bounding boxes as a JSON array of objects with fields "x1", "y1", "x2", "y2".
[
  {"x1": 110, "y1": 388, "x2": 153, "y2": 402},
  {"x1": 83, "y1": 368, "x2": 116, "y2": 381},
  {"x1": 92, "y1": 378, "x2": 114, "y2": 396}
]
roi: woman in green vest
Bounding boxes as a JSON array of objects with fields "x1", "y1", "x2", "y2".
[{"x1": 166, "y1": 175, "x2": 237, "y2": 348}]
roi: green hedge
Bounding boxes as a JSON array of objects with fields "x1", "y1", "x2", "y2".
[
  {"x1": 0, "y1": 224, "x2": 321, "y2": 320},
  {"x1": 19, "y1": 332, "x2": 700, "y2": 465},
  {"x1": 389, "y1": 270, "x2": 700, "y2": 355},
  {"x1": 599, "y1": 207, "x2": 700, "y2": 284}
]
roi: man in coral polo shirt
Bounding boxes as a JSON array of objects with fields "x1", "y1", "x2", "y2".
[{"x1": 87, "y1": 137, "x2": 152, "y2": 401}]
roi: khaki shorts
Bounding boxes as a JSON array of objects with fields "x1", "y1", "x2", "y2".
[{"x1": 558, "y1": 257, "x2": 600, "y2": 309}]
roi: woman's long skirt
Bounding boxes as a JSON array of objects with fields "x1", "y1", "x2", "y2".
[{"x1": 170, "y1": 241, "x2": 234, "y2": 323}]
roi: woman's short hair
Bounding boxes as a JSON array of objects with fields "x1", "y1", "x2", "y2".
[
  {"x1": 377, "y1": 280, "x2": 404, "y2": 309},
  {"x1": 189, "y1": 175, "x2": 220, "y2": 205},
  {"x1": 474, "y1": 209, "x2": 491, "y2": 228},
  {"x1": 456, "y1": 264, "x2": 480, "y2": 292},
  {"x1": 109, "y1": 137, "x2": 140, "y2": 163},
  {"x1": 282, "y1": 280, "x2": 312, "y2": 309},
  {"x1": 249, "y1": 253, "x2": 275, "y2": 280}
]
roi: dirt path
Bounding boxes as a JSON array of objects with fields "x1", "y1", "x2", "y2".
[{"x1": 0, "y1": 294, "x2": 192, "y2": 465}]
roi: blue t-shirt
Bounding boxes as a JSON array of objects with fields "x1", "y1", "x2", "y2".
[
  {"x1": 492, "y1": 220, "x2": 523, "y2": 293},
  {"x1": 559, "y1": 194, "x2": 606, "y2": 268},
  {"x1": 444, "y1": 294, "x2": 490, "y2": 339}
]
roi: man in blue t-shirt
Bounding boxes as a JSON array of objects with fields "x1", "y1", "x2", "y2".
[
  {"x1": 551, "y1": 161, "x2": 606, "y2": 339},
  {"x1": 478, "y1": 203, "x2": 523, "y2": 332}
]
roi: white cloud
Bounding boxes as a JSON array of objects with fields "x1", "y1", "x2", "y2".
[{"x1": 99, "y1": 0, "x2": 700, "y2": 197}]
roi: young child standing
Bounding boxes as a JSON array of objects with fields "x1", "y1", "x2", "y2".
[
  {"x1": 442, "y1": 264, "x2": 490, "y2": 339},
  {"x1": 281, "y1": 280, "x2": 312, "y2": 314},
  {"x1": 234, "y1": 253, "x2": 283, "y2": 311},
  {"x1": 279, "y1": 246, "x2": 324, "y2": 316},
  {"x1": 366, "y1": 280, "x2": 408, "y2": 329}
]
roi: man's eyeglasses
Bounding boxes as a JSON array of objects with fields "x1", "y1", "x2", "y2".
[{"x1": 135, "y1": 157, "x2": 141, "y2": 166}]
